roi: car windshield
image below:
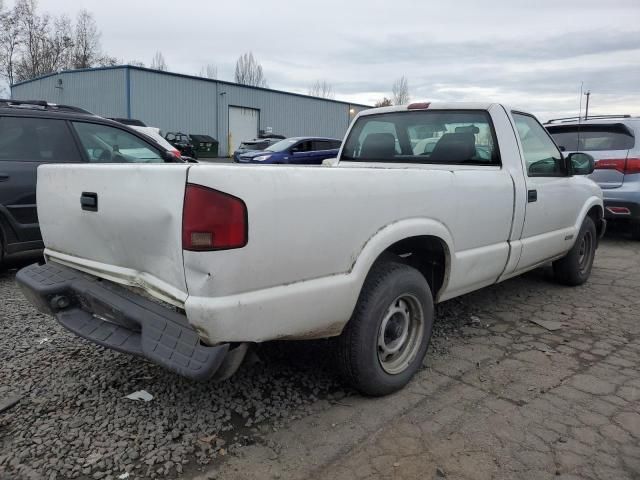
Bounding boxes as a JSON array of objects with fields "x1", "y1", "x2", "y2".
[
  {"x1": 547, "y1": 124, "x2": 635, "y2": 151},
  {"x1": 266, "y1": 138, "x2": 298, "y2": 152}
]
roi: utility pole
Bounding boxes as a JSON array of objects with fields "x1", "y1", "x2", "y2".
[{"x1": 584, "y1": 91, "x2": 591, "y2": 120}]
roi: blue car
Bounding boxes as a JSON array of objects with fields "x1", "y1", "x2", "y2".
[{"x1": 237, "y1": 137, "x2": 342, "y2": 164}]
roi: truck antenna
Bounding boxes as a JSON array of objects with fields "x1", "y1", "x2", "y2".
[{"x1": 577, "y1": 82, "x2": 584, "y2": 152}]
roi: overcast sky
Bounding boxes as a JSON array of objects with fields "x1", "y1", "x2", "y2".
[{"x1": 12, "y1": 0, "x2": 640, "y2": 120}]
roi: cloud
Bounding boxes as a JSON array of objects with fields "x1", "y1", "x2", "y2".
[{"x1": 9, "y1": 0, "x2": 640, "y2": 120}]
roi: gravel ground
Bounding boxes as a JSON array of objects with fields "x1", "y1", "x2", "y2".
[{"x1": 0, "y1": 260, "x2": 472, "y2": 480}]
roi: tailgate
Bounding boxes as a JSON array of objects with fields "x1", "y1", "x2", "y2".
[{"x1": 37, "y1": 164, "x2": 190, "y2": 304}]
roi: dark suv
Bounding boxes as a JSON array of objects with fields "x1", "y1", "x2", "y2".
[{"x1": 0, "y1": 99, "x2": 180, "y2": 267}]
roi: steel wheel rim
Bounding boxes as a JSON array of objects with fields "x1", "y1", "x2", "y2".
[
  {"x1": 377, "y1": 294, "x2": 424, "y2": 375},
  {"x1": 578, "y1": 230, "x2": 593, "y2": 274}
]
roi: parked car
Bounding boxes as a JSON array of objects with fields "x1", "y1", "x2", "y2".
[
  {"x1": 110, "y1": 122, "x2": 182, "y2": 160},
  {"x1": 17, "y1": 102, "x2": 605, "y2": 396},
  {"x1": 233, "y1": 137, "x2": 282, "y2": 162},
  {"x1": 165, "y1": 132, "x2": 197, "y2": 159},
  {"x1": 546, "y1": 115, "x2": 640, "y2": 239},
  {"x1": 236, "y1": 136, "x2": 342, "y2": 164},
  {"x1": 0, "y1": 99, "x2": 184, "y2": 267}
]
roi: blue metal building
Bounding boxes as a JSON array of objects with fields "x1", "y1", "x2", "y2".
[{"x1": 10, "y1": 65, "x2": 369, "y2": 156}]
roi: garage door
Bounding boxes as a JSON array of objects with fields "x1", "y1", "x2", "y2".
[{"x1": 228, "y1": 107, "x2": 259, "y2": 156}]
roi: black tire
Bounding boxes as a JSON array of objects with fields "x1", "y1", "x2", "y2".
[
  {"x1": 630, "y1": 222, "x2": 640, "y2": 241},
  {"x1": 334, "y1": 258, "x2": 434, "y2": 396},
  {"x1": 553, "y1": 216, "x2": 597, "y2": 286}
]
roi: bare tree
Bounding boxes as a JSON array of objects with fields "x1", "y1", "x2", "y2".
[
  {"x1": 0, "y1": 1, "x2": 117, "y2": 83},
  {"x1": 127, "y1": 60, "x2": 145, "y2": 67},
  {"x1": 13, "y1": 0, "x2": 75, "y2": 81},
  {"x1": 374, "y1": 97, "x2": 393, "y2": 107},
  {"x1": 198, "y1": 63, "x2": 217, "y2": 79},
  {"x1": 234, "y1": 52, "x2": 267, "y2": 87},
  {"x1": 308, "y1": 80, "x2": 334, "y2": 99},
  {"x1": 150, "y1": 51, "x2": 167, "y2": 71},
  {"x1": 13, "y1": 0, "x2": 53, "y2": 81},
  {"x1": 0, "y1": 0, "x2": 21, "y2": 85},
  {"x1": 72, "y1": 9, "x2": 100, "y2": 69},
  {"x1": 97, "y1": 55, "x2": 118, "y2": 67},
  {"x1": 392, "y1": 76, "x2": 410, "y2": 105}
]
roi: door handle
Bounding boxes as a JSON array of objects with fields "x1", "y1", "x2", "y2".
[
  {"x1": 80, "y1": 192, "x2": 98, "y2": 212},
  {"x1": 527, "y1": 189, "x2": 537, "y2": 203},
  {"x1": 0, "y1": 173, "x2": 9, "y2": 182}
]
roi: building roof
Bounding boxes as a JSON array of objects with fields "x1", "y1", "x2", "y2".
[{"x1": 11, "y1": 65, "x2": 372, "y2": 109}]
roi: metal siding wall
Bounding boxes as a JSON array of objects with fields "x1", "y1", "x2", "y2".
[
  {"x1": 220, "y1": 84, "x2": 351, "y2": 155},
  {"x1": 129, "y1": 70, "x2": 219, "y2": 142},
  {"x1": 11, "y1": 69, "x2": 127, "y2": 117}
]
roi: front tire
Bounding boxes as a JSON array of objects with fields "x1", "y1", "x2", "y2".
[
  {"x1": 553, "y1": 216, "x2": 596, "y2": 286},
  {"x1": 335, "y1": 258, "x2": 434, "y2": 396}
]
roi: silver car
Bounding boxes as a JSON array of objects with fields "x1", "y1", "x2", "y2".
[{"x1": 546, "y1": 115, "x2": 640, "y2": 240}]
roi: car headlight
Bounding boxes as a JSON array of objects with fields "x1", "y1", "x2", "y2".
[{"x1": 253, "y1": 155, "x2": 272, "y2": 162}]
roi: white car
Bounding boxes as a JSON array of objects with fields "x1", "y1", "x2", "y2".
[
  {"x1": 130, "y1": 126, "x2": 182, "y2": 159},
  {"x1": 17, "y1": 102, "x2": 605, "y2": 396}
]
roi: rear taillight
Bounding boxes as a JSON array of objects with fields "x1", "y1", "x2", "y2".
[
  {"x1": 170, "y1": 149, "x2": 182, "y2": 160},
  {"x1": 182, "y1": 184, "x2": 247, "y2": 251},
  {"x1": 595, "y1": 157, "x2": 640, "y2": 175},
  {"x1": 625, "y1": 158, "x2": 640, "y2": 174}
]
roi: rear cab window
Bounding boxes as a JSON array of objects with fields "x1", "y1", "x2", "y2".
[
  {"x1": 340, "y1": 110, "x2": 500, "y2": 165},
  {"x1": 546, "y1": 123, "x2": 635, "y2": 151},
  {"x1": 0, "y1": 116, "x2": 80, "y2": 162},
  {"x1": 73, "y1": 122, "x2": 163, "y2": 163}
]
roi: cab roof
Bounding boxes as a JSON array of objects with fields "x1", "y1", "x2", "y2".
[{"x1": 358, "y1": 102, "x2": 497, "y2": 117}]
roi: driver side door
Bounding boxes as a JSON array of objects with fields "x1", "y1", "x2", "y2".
[{"x1": 511, "y1": 112, "x2": 582, "y2": 271}]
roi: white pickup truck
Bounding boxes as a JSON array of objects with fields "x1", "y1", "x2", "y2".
[{"x1": 17, "y1": 103, "x2": 605, "y2": 396}]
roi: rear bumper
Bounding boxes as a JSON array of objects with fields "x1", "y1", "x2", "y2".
[{"x1": 16, "y1": 262, "x2": 229, "y2": 381}]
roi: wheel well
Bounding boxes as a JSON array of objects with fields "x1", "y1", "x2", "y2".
[
  {"x1": 587, "y1": 205, "x2": 604, "y2": 238},
  {"x1": 381, "y1": 235, "x2": 448, "y2": 298}
]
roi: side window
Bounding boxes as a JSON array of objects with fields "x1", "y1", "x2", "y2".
[
  {"x1": 341, "y1": 111, "x2": 499, "y2": 164},
  {"x1": 0, "y1": 116, "x2": 80, "y2": 162},
  {"x1": 330, "y1": 140, "x2": 342, "y2": 149},
  {"x1": 73, "y1": 122, "x2": 163, "y2": 163},
  {"x1": 293, "y1": 141, "x2": 313, "y2": 152},
  {"x1": 512, "y1": 113, "x2": 565, "y2": 177},
  {"x1": 311, "y1": 140, "x2": 330, "y2": 151}
]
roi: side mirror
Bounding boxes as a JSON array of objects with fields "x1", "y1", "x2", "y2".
[{"x1": 568, "y1": 152, "x2": 595, "y2": 175}]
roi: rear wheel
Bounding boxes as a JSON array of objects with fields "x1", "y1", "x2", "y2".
[
  {"x1": 553, "y1": 217, "x2": 596, "y2": 286},
  {"x1": 630, "y1": 222, "x2": 640, "y2": 241},
  {"x1": 334, "y1": 257, "x2": 434, "y2": 396}
]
